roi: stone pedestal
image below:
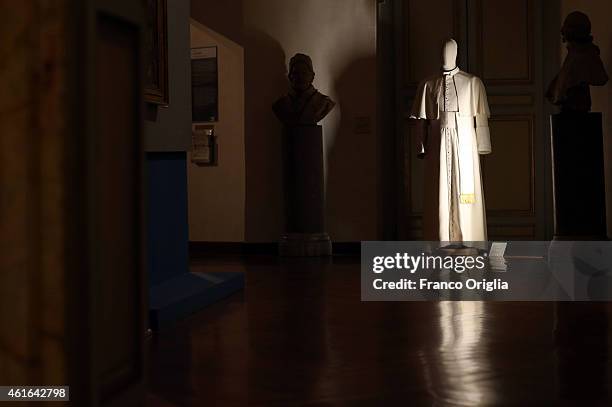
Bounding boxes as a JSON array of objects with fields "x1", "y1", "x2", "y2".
[
  {"x1": 550, "y1": 112, "x2": 607, "y2": 240},
  {"x1": 279, "y1": 125, "x2": 332, "y2": 256}
]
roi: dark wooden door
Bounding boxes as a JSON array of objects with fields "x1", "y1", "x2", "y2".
[{"x1": 72, "y1": 1, "x2": 147, "y2": 405}]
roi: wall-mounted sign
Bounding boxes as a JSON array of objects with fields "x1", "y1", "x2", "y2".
[{"x1": 191, "y1": 46, "x2": 218, "y2": 122}]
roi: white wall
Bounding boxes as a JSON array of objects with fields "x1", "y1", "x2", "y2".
[
  {"x1": 188, "y1": 20, "x2": 246, "y2": 241},
  {"x1": 243, "y1": 0, "x2": 379, "y2": 242},
  {"x1": 560, "y1": 1, "x2": 612, "y2": 234}
]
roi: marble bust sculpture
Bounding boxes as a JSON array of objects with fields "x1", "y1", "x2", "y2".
[
  {"x1": 546, "y1": 11, "x2": 608, "y2": 112},
  {"x1": 273, "y1": 53, "x2": 335, "y2": 126}
]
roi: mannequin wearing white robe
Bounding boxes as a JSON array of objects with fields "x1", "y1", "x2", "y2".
[{"x1": 410, "y1": 40, "x2": 492, "y2": 243}]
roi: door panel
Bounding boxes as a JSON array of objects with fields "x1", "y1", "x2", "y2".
[
  {"x1": 477, "y1": 0, "x2": 533, "y2": 84},
  {"x1": 482, "y1": 116, "x2": 534, "y2": 214},
  {"x1": 95, "y1": 15, "x2": 143, "y2": 402},
  {"x1": 469, "y1": 0, "x2": 544, "y2": 239},
  {"x1": 71, "y1": 0, "x2": 146, "y2": 405}
]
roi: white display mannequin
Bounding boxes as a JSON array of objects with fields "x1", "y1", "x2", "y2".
[{"x1": 410, "y1": 39, "x2": 492, "y2": 245}]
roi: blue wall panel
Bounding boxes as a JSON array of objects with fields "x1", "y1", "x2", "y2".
[{"x1": 146, "y1": 152, "x2": 189, "y2": 286}]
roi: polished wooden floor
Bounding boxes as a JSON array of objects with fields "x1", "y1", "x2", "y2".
[{"x1": 147, "y1": 255, "x2": 612, "y2": 406}]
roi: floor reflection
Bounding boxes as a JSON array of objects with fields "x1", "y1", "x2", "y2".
[
  {"x1": 148, "y1": 255, "x2": 612, "y2": 406},
  {"x1": 419, "y1": 301, "x2": 493, "y2": 406}
]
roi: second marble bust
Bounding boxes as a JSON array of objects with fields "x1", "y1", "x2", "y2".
[
  {"x1": 273, "y1": 53, "x2": 335, "y2": 126},
  {"x1": 546, "y1": 11, "x2": 608, "y2": 112}
]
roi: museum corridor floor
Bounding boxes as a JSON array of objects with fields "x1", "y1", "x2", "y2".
[{"x1": 147, "y1": 255, "x2": 612, "y2": 406}]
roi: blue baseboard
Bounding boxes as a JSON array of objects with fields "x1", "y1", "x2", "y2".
[{"x1": 149, "y1": 271, "x2": 244, "y2": 331}]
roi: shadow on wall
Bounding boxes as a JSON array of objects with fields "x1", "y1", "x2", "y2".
[
  {"x1": 327, "y1": 56, "x2": 378, "y2": 241},
  {"x1": 191, "y1": 0, "x2": 244, "y2": 46},
  {"x1": 244, "y1": 29, "x2": 287, "y2": 242}
]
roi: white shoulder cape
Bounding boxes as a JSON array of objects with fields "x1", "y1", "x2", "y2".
[{"x1": 410, "y1": 70, "x2": 490, "y2": 120}]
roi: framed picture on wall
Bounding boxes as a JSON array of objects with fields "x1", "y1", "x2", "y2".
[
  {"x1": 191, "y1": 46, "x2": 219, "y2": 122},
  {"x1": 144, "y1": 0, "x2": 169, "y2": 105}
]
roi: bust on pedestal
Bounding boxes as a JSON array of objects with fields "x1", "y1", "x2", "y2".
[
  {"x1": 547, "y1": 11, "x2": 609, "y2": 240},
  {"x1": 548, "y1": 14, "x2": 610, "y2": 391},
  {"x1": 273, "y1": 53, "x2": 335, "y2": 256}
]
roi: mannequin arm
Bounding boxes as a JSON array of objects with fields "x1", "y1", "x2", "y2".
[{"x1": 475, "y1": 114, "x2": 491, "y2": 155}]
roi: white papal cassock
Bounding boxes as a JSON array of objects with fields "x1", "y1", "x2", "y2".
[{"x1": 410, "y1": 67, "x2": 491, "y2": 242}]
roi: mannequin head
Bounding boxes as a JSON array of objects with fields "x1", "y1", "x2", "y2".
[{"x1": 441, "y1": 38, "x2": 458, "y2": 71}]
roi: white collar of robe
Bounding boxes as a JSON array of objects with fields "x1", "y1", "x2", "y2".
[{"x1": 442, "y1": 66, "x2": 460, "y2": 76}]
